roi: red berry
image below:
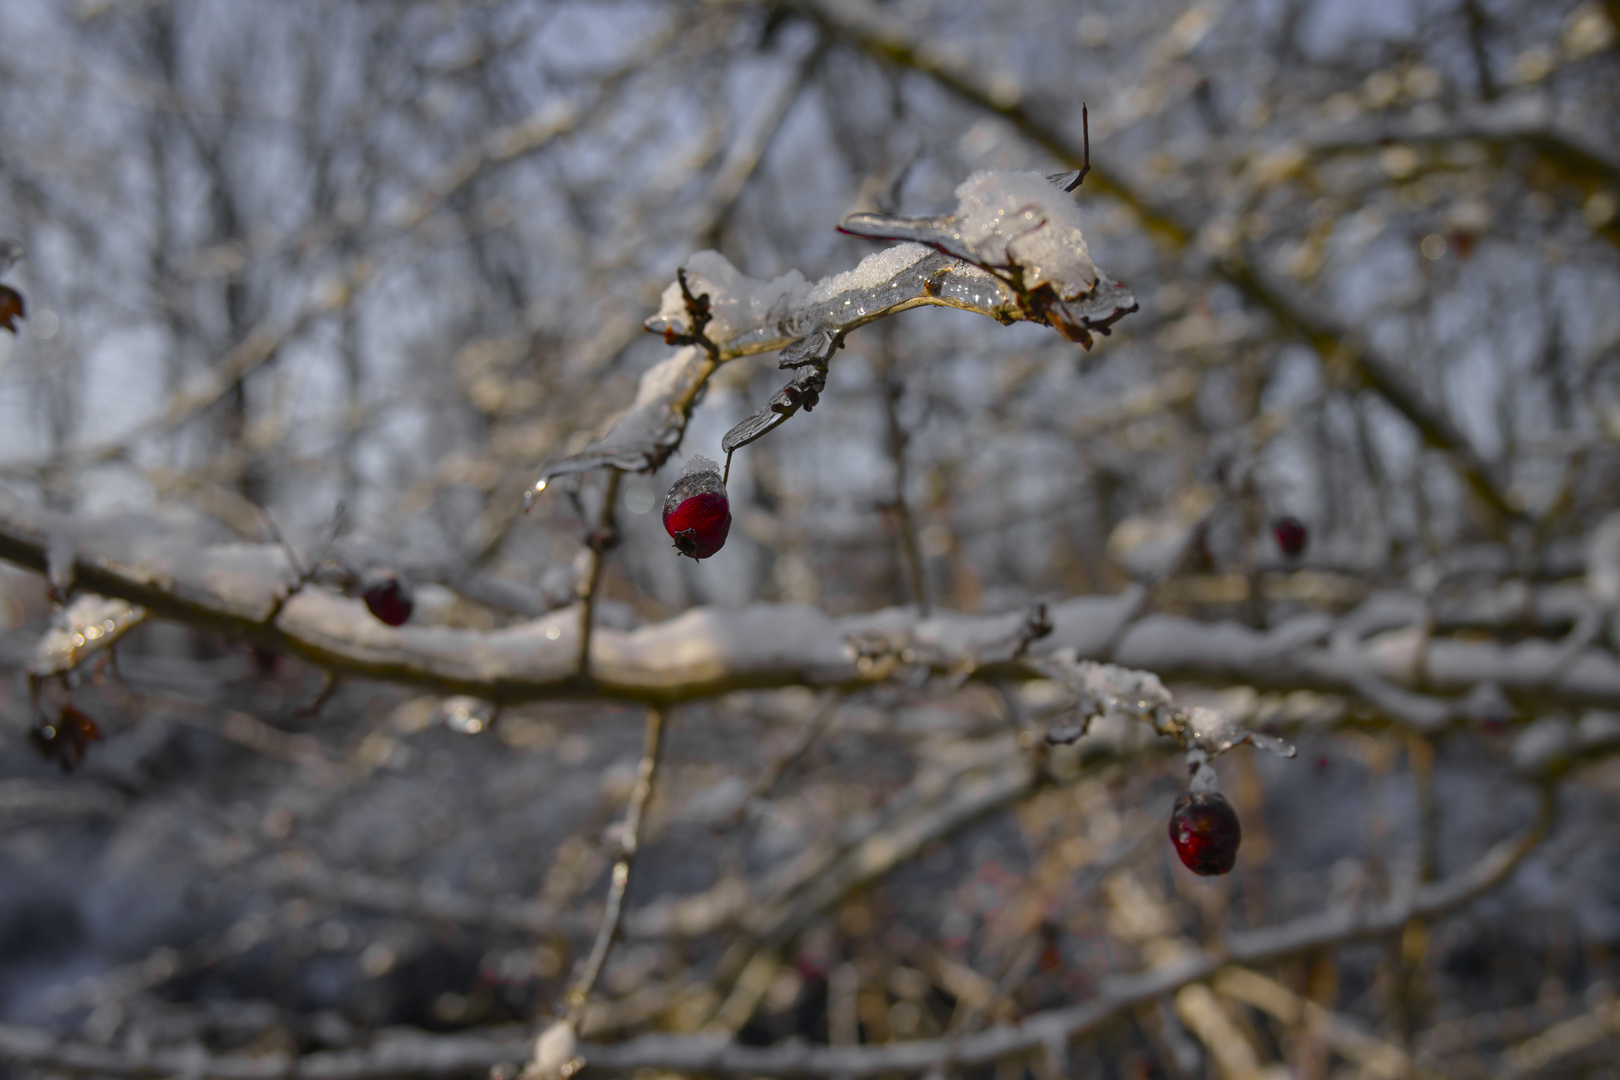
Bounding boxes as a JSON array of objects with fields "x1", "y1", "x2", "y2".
[
  {"x1": 663, "y1": 456, "x2": 731, "y2": 559},
  {"x1": 363, "y1": 572, "x2": 414, "y2": 626},
  {"x1": 1168, "y1": 790, "x2": 1241, "y2": 876},
  {"x1": 1272, "y1": 515, "x2": 1308, "y2": 558}
]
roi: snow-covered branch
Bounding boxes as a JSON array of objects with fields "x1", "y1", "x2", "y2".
[
  {"x1": 3, "y1": 493, "x2": 1618, "y2": 716},
  {"x1": 535, "y1": 169, "x2": 1137, "y2": 484}
]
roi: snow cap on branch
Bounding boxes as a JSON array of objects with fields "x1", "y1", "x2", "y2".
[
  {"x1": 842, "y1": 170, "x2": 1099, "y2": 299},
  {"x1": 952, "y1": 170, "x2": 1098, "y2": 295},
  {"x1": 651, "y1": 252, "x2": 808, "y2": 343}
]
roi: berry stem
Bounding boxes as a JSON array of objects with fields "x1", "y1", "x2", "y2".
[{"x1": 1186, "y1": 750, "x2": 1219, "y2": 792}]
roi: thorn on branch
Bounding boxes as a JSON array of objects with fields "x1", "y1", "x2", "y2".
[{"x1": 1063, "y1": 104, "x2": 1090, "y2": 192}]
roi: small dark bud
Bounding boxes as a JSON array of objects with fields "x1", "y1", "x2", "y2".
[
  {"x1": 362, "y1": 572, "x2": 414, "y2": 626},
  {"x1": 250, "y1": 645, "x2": 281, "y2": 676},
  {"x1": 663, "y1": 456, "x2": 731, "y2": 560},
  {"x1": 1168, "y1": 790, "x2": 1242, "y2": 876},
  {"x1": 1271, "y1": 515, "x2": 1308, "y2": 558},
  {"x1": 29, "y1": 704, "x2": 102, "y2": 771}
]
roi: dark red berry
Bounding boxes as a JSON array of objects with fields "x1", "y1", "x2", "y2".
[
  {"x1": 363, "y1": 572, "x2": 414, "y2": 626},
  {"x1": 663, "y1": 456, "x2": 731, "y2": 560},
  {"x1": 1272, "y1": 515, "x2": 1308, "y2": 558},
  {"x1": 1168, "y1": 790, "x2": 1241, "y2": 876},
  {"x1": 29, "y1": 704, "x2": 102, "y2": 771}
]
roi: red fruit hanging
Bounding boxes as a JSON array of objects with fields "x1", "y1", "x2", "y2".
[
  {"x1": 1168, "y1": 790, "x2": 1242, "y2": 876},
  {"x1": 663, "y1": 455, "x2": 731, "y2": 559},
  {"x1": 1272, "y1": 515, "x2": 1308, "y2": 558},
  {"x1": 362, "y1": 571, "x2": 414, "y2": 626}
]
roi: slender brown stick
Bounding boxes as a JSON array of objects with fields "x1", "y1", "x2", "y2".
[
  {"x1": 748, "y1": 691, "x2": 845, "y2": 803},
  {"x1": 563, "y1": 705, "x2": 667, "y2": 1024},
  {"x1": 880, "y1": 342, "x2": 929, "y2": 614},
  {"x1": 577, "y1": 469, "x2": 623, "y2": 676}
]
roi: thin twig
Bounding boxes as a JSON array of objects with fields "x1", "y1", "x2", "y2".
[
  {"x1": 576, "y1": 470, "x2": 622, "y2": 677},
  {"x1": 747, "y1": 691, "x2": 846, "y2": 804},
  {"x1": 787, "y1": 0, "x2": 1523, "y2": 525},
  {"x1": 562, "y1": 705, "x2": 667, "y2": 1024},
  {"x1": 879, "y1": 338, "x2": 929, "y2": 614}
]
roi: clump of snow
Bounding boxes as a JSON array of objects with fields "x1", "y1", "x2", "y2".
[
  {"x1": 1074, "y1": 659, "x2": 1172, "y2": 716},
  {"x1": 653, "y1": 251, "x2": 808, "y2": 342},
  {"x1": 953, "y1": 170, "x2": 1097, "y2": 298},
  {"x1": 805, "y1": 242, "x2": 933, "y2": 305},
  {"x1": 682, "y1": 454, "x2": 723, "y2": 478}
]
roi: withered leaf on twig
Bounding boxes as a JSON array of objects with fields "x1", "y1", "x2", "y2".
[
  {"x1": 0, "y1": 285, "x2": 25, "y2": 335},
  {"x1": 30, "y1": 705, "x2": 102, "y2": 772}
]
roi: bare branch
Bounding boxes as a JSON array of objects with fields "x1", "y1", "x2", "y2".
[
  {"x1": 0, "y1": 784, "x2": 1552, "y2": 1079},
  {"x1": 785, "y1": 0, "x2": 1524, "y2": 523},
  {"x1": 562, "y1": 706, "x2": 667, "y2": 1023}
]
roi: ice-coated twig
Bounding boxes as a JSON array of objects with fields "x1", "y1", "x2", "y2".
[
  {"x1": 532, "y1": 167, "x2": 1137, "y2": 486},
  {"x1": 838, "y1": 169, "x2": 1138, "y2": 347},
  {"x1": 29, "y1": 594, "x2": 147, "y2": 680},
  {"x1": 526, "y1": 346, "x2": 718, "y2": 494},
  {"x1": 1030, "y1": 652, "x2": 1298, "y2": 762}
]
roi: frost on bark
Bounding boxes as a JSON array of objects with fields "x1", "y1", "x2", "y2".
[{"x1": 533, "y1": 170, "x2": 1138, "y2": 486}]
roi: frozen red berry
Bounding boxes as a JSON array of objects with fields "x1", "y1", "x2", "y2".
[
  {"x1": 30, "y1": 704, "x2": 102, "y2": 771},
  {"x1": 1168, "y1": 790, "x2": 1241, "y2": 876},
  {"x1": 663, "y1": 455, "x2": 731, "y2": 559},
  {"x1": 1272, "y1": 515, "x2": 1308, "y2": 558},
  {"x1": 362, "y1": 572, "x2": 414, "y2": 626}
]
